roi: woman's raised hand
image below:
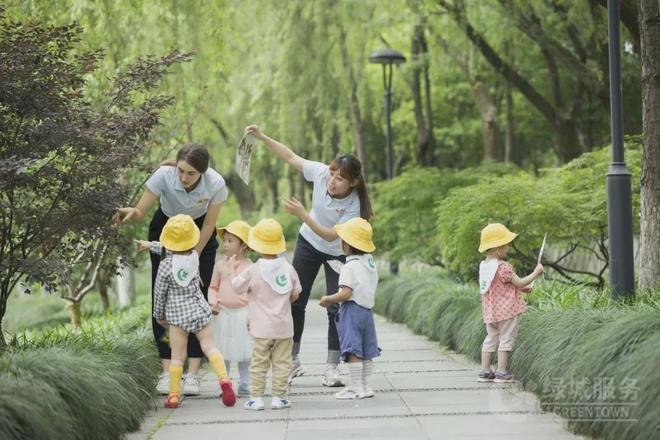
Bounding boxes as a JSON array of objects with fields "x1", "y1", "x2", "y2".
[
  {"x1": 245, "y1": 125, "x2": 265, "y2": 140},
  {"x1": 283, "y1": 197, "x2": 306, "y2": 219}
]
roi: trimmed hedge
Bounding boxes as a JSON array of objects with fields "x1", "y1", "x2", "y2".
[
  {"x1": 0, "y1": 304, "x2": 159, "y2": 440},
  {"x1": 374, "y1": 272, "x2": 660, "y2": 440}
]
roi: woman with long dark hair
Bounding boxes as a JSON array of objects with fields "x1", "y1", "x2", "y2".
[
  {"x1": 117, "y1": 143, "x2": 227, "y2": 396},
  {"x1": 245, "y1": 125, "x2": 372, "y2": 387}
]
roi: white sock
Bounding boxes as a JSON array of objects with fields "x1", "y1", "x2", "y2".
[
  {"x1": 362, "y1": 359, "x2": 373, "y2": 387},
  {"x1": 349, "y1": 362, "x2": 363, "y2": 390},
  {"x1": 224, "y1": 360, "x2": 231, "y2": 375},
  {"x1": 238, "y1": 360, "x2": 250, "y2": 387}
]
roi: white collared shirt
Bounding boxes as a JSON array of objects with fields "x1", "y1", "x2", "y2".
[
  {"x1": 145, "y1": 166, "x2": 228, "y2": 219},
  {"x1": 299, "y1": 160, "x2": 361, "y2": 256},
  {"x1": 338, "y1": 254, "x2": 378, "y2": 309}
]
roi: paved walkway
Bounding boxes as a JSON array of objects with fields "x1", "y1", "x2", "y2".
[{"x1": 128, "y1": 301, "x2": 578, "y2": 439}]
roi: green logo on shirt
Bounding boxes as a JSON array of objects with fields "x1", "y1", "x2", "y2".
[
  {"x1": 276, "y1": 274, "x2": 288, "y2": 287},
  {"x1": 368, "y1": 256, "x2": 376, "y2": 269},
  {"x1": 177, "y1": 269, "x2": 189, "y2": 281}
]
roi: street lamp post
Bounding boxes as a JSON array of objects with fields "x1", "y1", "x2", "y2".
[
  {"x1": 369, "y1": 48, "x2": 406, "y2": 180},
  {"x1": 370, "y1": 48, "x2": 406, "y2": 274},
  {"x1": 606, "y1": 0, "x2": 635, "y2": 299}
]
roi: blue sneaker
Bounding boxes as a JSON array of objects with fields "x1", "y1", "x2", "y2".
[
  {"x1": 477, "y1": 369, "x2": 496, "y2": 382},
  {"x1": 494, "y1": 370, "x2": 514, "y2": 383}
]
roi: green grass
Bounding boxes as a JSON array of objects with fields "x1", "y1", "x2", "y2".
[
  {"x1": 3, "y1": 265, "x2": 153, "y2": 334},
  {"x1": 374, "y1": 271, "x2": 660, "y2": 440},
  {"x1": 0, "y1": 301, "x2": 159, "y2": 440}
]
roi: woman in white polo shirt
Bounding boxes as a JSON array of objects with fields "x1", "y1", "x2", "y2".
[
  {"x1": 116, "y1": 143, "x2": 228, "y2": 395},
  {"x1": 245, "y1": 125, "x2": 373, "y2": 387}
]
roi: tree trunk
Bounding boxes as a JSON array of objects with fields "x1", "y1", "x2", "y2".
[
  {"x1": 338, "y1": 25, "x2": 368, "y2": 179},
  {"x1": 411, "y1": 22, "x2": 435, "y2": 166},
  {"x1": 638, "y1": 0, "x2": 660, "y2": 290},
  {"x1": 473, "y1": 82, "x2": 502, "y2": 162},
  {"x1": 66, "y1": 301, "x2": 82, "y2": 327},
  {"x1": 225, "y1": 172, "x2": 257, "y2": 214},
  {"x1": 115, "y1": 258, "x2": 136, "y2": 308},
  {"x1": 505, "y1": 82, "x2": 516, "y2": 163},
  {"x1": 555, "y1": 116, "x2": 583, "y2": 162},
  {"x1": 97, "y1": 268, "x2": 110, "y2": 313}
]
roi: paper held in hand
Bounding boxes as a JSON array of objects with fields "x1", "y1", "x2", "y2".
[
  {"x1": 235, "y1": 134, "x2": 257, "y2": 185},
  {"x1": 537, "y1": 233, "x2": 547, "y2": 265}
]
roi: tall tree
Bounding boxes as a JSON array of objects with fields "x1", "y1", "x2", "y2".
[{"x1": 638, "y1": 0, "x2": 660, "y2": 290}]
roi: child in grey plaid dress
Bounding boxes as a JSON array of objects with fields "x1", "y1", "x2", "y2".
[{"x1": 138, "y1": 214, "x2": 236, "y2": 409}]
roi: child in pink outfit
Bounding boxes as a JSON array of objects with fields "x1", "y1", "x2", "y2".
[
  {"x1": 477, "y1": 223, "x2": 543, "y2": 383},
  {"x1": 208, "y1": 221, "x2": 253, "y2": 397},
  {"x1": 228, "y1": 218, "x2": 302, "y2": 411}
]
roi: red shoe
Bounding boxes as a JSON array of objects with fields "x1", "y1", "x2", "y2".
[
  {"x1": 164, "y1": 394, "x2": 180, "y2": 409},
  {"x1": 220, "y1": 379, "x2": 236, "y2": 407}
]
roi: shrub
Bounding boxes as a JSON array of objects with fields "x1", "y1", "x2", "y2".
[
  {"x1": 434, "y1": 139, "x2": 642, "y2": 285},
  {"x1": 0, "y1": 304, "x2": 159, "y2": 440},
  {"x1": 372, "y1": 162, "x2": 518, "y2": 265}
]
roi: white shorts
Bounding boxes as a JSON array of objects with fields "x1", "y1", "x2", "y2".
[
  {"x1": 482, "y1": 316, "x2": 519, "y2": 352},
  {"x1": 211, "y1": 306, "x2": 251, "y2": 362}
]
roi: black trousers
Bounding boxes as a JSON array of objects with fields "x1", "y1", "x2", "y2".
[
  {"x1": 149, "y1": 208, "x2": 218, "y2": 359},
  {"x1": 291, "y1": 234, "x2": 345, "y2": 352}
]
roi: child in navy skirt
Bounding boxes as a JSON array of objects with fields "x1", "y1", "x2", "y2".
[{"x1": 319, "y1": 217, "x2": 380, "y2": 399}]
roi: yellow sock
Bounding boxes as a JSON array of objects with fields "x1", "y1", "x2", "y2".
[
  {"x1": 169, "y1": 364, "x2": 184, "y2": 397},
  {"x1": 208, "y1": 352, "x2": 229, "y2": 380}
]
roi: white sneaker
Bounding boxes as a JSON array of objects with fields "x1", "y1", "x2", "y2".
[
  {"x1": 156, "y1": 373, "x2": 169, "y2": 395},
  {"x1": 359, "y1": 384, "x2": 375, "y2": 398},
  {"x1": 244, "y1": 397, "x2": 265, "y2": 410},
  {"x1": 321, "y1": 364, "x2": 344, "y2": 387},
  {"x1": 288, "y1": 356, "x2": 304, "y2": 384},
  {"x1": 182, "y1": 373, "x2": 200, "y2": 396},
  {"x1": 271, "y1": 396, "x2": 291, "y2": 409},
  {"x1": 335, "y1": 387, "x2": 362, "y2": 400}
]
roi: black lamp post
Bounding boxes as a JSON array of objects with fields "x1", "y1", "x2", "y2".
[
  {"x1": 606, "y1": 0, "x2": 635, "y2": 299},
  {"x1": 369, "y1": 48, "x2": 406, "y2": 179}
]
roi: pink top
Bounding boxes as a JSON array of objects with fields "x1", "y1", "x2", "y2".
[
  {"x1": 481, "y1": 261, "x2": 528, "y2": 324},
  {"x1": 231, "y1": 261, "x2": 302, "y2": 339},
  {"x1": 208, "y1": 257, "x2": 253, "y2": 309}
]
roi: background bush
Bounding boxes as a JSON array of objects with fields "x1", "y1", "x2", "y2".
[{"x1": 372, "y1": 138, "x2": 642, "y2": 286}]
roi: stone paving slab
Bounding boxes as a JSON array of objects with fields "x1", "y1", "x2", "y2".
[{"x1": 126, "y1": 302, "x2": 580, "y2": 439}]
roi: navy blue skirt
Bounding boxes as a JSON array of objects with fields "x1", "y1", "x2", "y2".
[{"x1": 335, "y1": 301, "x2": 381, "y2": 361}]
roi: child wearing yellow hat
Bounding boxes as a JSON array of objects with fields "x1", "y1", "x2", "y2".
[
  {"x1": 319, "y1": 217, "x2": 380, "y2": 400},
  {"x1": 136, "y1": 214, "x2": 236, "y2": 409},
  {"x1": 227, "y1": 218, "x2": 302, "y2": 410},
  {"x1": 208, "y1": 220, "x2": 253, "y2": 397},
  {"x1": 477, "y1": 223, "x2": 543, "y2": 383}
]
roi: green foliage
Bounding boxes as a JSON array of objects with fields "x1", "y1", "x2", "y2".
[
  {"x1": 375, "y1": 272, "x2": 660, "y2": 440},
  {"x1": 0, "y1": 304, "x2": 158, "y2": 440},
  {"x1": 434, "y1": 139, "x2": 642, "y2": 282},
  {"x1": 372, "y1": 162, "x2": 518, "y2": 264}
]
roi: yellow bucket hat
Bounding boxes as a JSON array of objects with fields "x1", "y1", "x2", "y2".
[
  {"x1": 478, "y1": 223, "x2": 518, "y2": 253},
  {"x1": 160, "y1": 214, "x2": 200, "y2": 252},
  {"x1": 248, "y1": 218, "x2": 286, "y2": 255},
  {"x1": 334, "y1": 217, "x2": 376, "y2": 253},
  {"x1": 217, "y1": 220, "x2": 250, "y2": 244}
]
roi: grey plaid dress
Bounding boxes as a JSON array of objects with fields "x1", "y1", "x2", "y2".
[{"x1": 152, "y1": 243, "x2": 212, "y2": 334}]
